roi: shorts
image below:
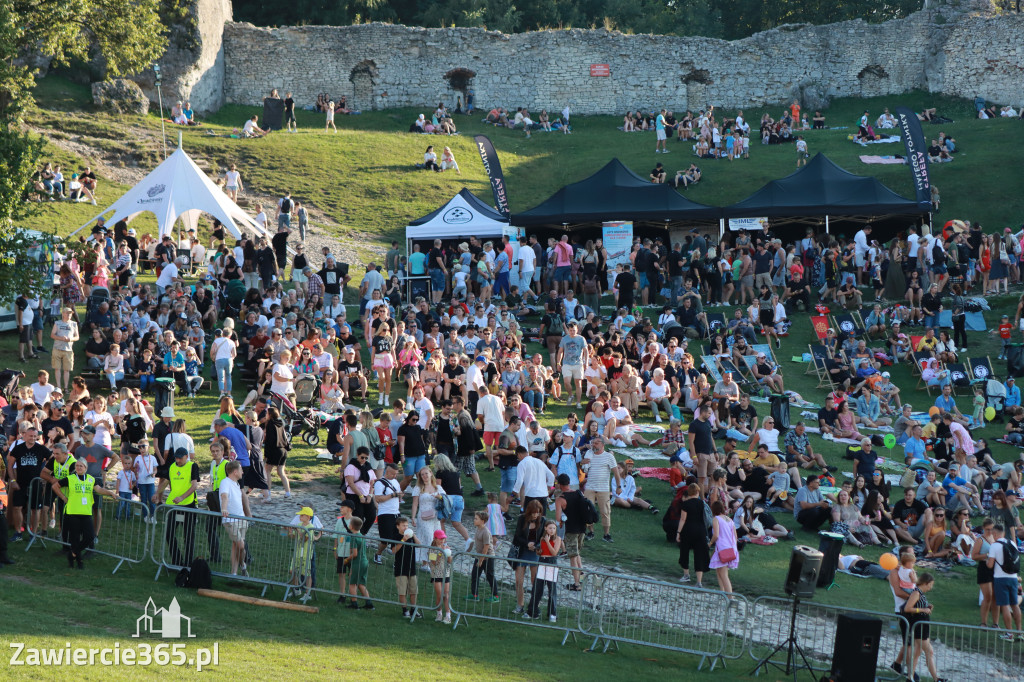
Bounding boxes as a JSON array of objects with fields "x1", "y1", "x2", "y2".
[
  {"x1": 336, "y1": 556, "x2": 351, "y2": 574},
  {"x1": 455, "y1": 454, "x2": 477, "y2": 476},
  {"x1": 554, "y1": 266, "x2": 571, "y2": 283},
  {"x1": 533, "y1": 269, "x2": 543, "y2": 283},
  {"x1": 395, "y1": 575, "x2": 419, "y2": 597},
  {"x1": 854, "y1": 252, "x2": 866, "y2": 268},
  {"x1": 754, "y1": 273, "x2": 773, "y2": 290},
  {"x1": 438, "y1": 494, "x2": 465, "y2": 524},
  {"x1": 564, "y1": 532, "x2": 585, "y2": 558},
  {"x1": 403, "y1": 455, "x2": 426, "y2": 477},
  {"x1": 656, "y1": 129, "x2": 667, "y2": 141},
  {"x1": 223, "y1": 520, "x2": 248, "y2": 542},
  {"x1": 483, "y1": 431, "x2": 502, "y2": 447},
  {"x1": 521, "y1": 269, "x2": 535, "y2": 285},
  {"x1": 561, "y1": 364, "x2": 583, "y2": 381},
  {"x1": 740, "y1": 274, "x2": 754, "y2": 289},
  {"x1": 377, "y1": 513, "x2": 399, "y2": 541},
  {"x1": 373, "y1": 354, "x2": 395, "y2": 370},
  {"x1": 429, "y1": 269, "x2": 446, "y2": 290},
  {"x1": 52, "y1": 348, "x2": 74, "y2": 372},
  {"x1": 432, "y1": 577, "x2": 451, "y2": 584},
  {"x1": 19, "y1": 326, "x2": 31, "y2": 344},
  {"x1": 637, "y1": 272, "x2": 650, "y2": 289},
  {"x1": 500, "y1": 467, "x2": 517, "y2": 493},
  {"x1": 993, "y1": 577, "x2": 1019, "y2": 607}
]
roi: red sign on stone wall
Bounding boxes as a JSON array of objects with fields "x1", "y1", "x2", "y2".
[{"x1": 590, "y1": 64, "x2": 610, "y2": 77}]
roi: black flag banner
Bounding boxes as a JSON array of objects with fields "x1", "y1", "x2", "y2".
[
  {"x1": 473, "y1": 135, "x2": 510, "y2": 217},
  {"x1": 894, "y1": 106, "x2": 932, "y2": 210}
]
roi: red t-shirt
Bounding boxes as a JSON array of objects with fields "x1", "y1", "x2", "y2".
[{"x1": 999, "y1": 322, "x2": 1012, "y2": 339}]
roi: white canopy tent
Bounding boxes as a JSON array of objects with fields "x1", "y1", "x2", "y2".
[
  {"x1": 70, "y1": 141, "x2": 269, "y2": 243},
  {"x1": 405, "y1": 188, "x2": 509, "y2": 247}
]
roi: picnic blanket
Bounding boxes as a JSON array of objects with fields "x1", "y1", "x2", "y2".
[
  {"x1": 852, "y1": 135, "x2": 901, "y2": 145},
  {"x1": 636, "y1": 467, "x2": 673, "y2": 482},
  {"x1": 937, "y1": 309, "x2": 987, "y2": 331},
  {"x1": 859, "y1": 155, "x2": 905, "y2": 164},
  {"x1": 609, "y1": 446, "x2": 670, "y2": 461}
]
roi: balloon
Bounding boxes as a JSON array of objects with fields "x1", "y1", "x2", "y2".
[
  {"x1": 779, "y1": 490, "x2": 788, "y2": 500},
  {"x1": 928, "y1": 406, "x2": 940, "y2": 417},
  {"x1": 879, "y1": 553, "x2": 899, "y2": 571},
  {"x1": 985, "y1": 406, "x2": 996, "y2": 421},
  {"x1": 883, "y1": 434, "x2": 896, "y2": 449}
]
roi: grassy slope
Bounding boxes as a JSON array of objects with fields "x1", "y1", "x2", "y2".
[{"x1": 4, "y1": 78, "x2": 1022, "y2": 676}]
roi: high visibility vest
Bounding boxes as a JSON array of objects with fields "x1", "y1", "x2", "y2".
[
  {"x1": 168, "y1": 462, "x2": 196, "y2": 506},
  {"x1": 53, "y1": 455, "x2": 77, "y2": 488},
  {"x1": 65, "y1": 474, "x2": 96, "y2": 516},
  {"x1": 0, "y1": 478, "x2": 7, "y2": 510},
  {"x1": 210, "y1": 460, "x2": 227, "y2": 493}
]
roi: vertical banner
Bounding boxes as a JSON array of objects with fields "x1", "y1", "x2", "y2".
[
  {"x1": 894, "y1": 106, "x2": 932, "y2": 210},
  {"x1": 602, "y1": 221, "x2": 633, "y2": 288},
  {"x1": 473, "y1": 135, "x2": 510, "y2": 218}
]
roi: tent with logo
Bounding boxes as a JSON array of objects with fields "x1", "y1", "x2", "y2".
[
  {"x1": 405, "y1": 188, "x2": 509, "y2": 249},
  {"x1": 69, "y1": 140, "x2": 268, "y2": 242}
]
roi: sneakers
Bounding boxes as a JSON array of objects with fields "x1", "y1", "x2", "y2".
[
  {"x1": 679, "y1": 575, "x2": 691, "y2": 583},
  {"x1": 443, "y1": 612, "x2": 451, "y2": 624},
  {"x1": 549, "y1": 615, "x2": 557, "y2": 623},
  {"x1": 485, "y1": 595, "x2": 500, "y2": 603},
  {"x1": 565, "y1": 583, "x2": 581, "y2": 592},
  {"x1": 584, "y1": 531, "x2": 595, "y2": 541},
  {"x1": 466, "y1": 595, "x2": 480, "y2": 602},
  {"x1": 822, "y1": 432, "x2": 834, "y2": 442},
  {"x1": 363, "y1": 602, "x2": 375, "y2": 611},
  {"x1": 11, "y1": 533, "x2": 22, "y2": 542},
  {"x1": 603, "y1": 534, "x2": 613, "y2": 543},
  {"x1": 470, "y1": 488, "x2": 485, "y2": 497},
  {"x1": 512, "y1": 605, "x2": 524, "y2": 615},
  {"x1": 998, "y1": 632, "x2": 1015, "y2": 641},
  {"x1": 435, "y1": 611, "x2": 444, "y2": 622},
  {"x1": 372, "y1": 555, "x2": 383, "y2": 565}
]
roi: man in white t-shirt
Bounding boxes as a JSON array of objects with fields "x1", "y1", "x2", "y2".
[
  {"x1": 581, "y1": 437, "x2": 622, "y2": 542},
  {"x1": 242, "y1": 115, "x2": 266, "y2": 138},
  {"x1": 219, "y1": 461, "x2": 250, "y2": 576},
  {"x1": 518, "y1": 236, "x2": 536, "y2": 295},
  {"x1": 987, "y1": 524, "x2": 1022, "y2": 637},
  {"x1": 155, "y1": 257, "x2": 184, "y2": 296},
  {"x1": 372, "y1": 463, "x2": 405, "y2": 563},
  {"x1": 853, "y1": 225, "x2": 871, "y2": 284},
  {"x1": 605, "y1": 395, "x2": 641, "y2": 447}
]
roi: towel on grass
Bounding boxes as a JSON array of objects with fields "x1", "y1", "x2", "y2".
[{"x1": 859, "y1": 155, "x2": 906, "y2": 164}]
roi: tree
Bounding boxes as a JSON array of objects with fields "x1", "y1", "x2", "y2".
[{"x1": 0, "y1": 0, "x2": 170, "y2": 300}]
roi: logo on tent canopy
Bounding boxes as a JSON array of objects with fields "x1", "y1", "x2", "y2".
[
  {"x1": 442, "y1": 207, "x2": 473, "y2": 224},
  {"x1": 147, "y1": 184, "x2": 167, "y2": 198}
]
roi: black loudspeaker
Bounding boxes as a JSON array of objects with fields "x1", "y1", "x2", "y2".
[
  {"x1": 816, "y1": 531, "x2": 844, "y2": 588},
  {"x1": 262, "y1": 97, "x2": 284, "y2": 131},
  {"x1": 1007, "y1": 344, "x2": 1024, "y2": 378},
  {"x1": 784, "y1": 545, "x2": 823, "y2": 598},
  {"x1": 770, "y1": 393, "x2": 791, "y2": 433},
  {"x1": 830, "y1": 613, "x2": 882, "y2": 680}
]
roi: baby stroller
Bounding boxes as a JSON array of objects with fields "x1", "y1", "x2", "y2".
[
  {"x1": 985, "y1": 378, "x2": 1007, "y2": 424},
  {"x1": 270, "y1": 392, "x2": 323, "y2": 446},
  {"x1": 0, "y1": 369, "x2": 25, "y2": 407},
  {"x1": 293, "y1": 374, "x2": 321, "y2": 409},
  {"x1": 86, "y1": 286, "x2": 110, "y2": 317},
  {"x1": 220, "y1": 279, "x2": 246, "y2": 320}
]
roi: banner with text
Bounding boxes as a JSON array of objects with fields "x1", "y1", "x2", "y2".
[
  {"x1": 894, "y1": 106, "x2": 932, "y2": 210},
  {"x1": 602, "y1": 221, "x2": 634, "y2": 272},
  {"x1": 728, "y1": 217, "x2": 769, "y2": 231},
  {"x1": 473, "y1": 135, "x2": 510, "y2": 218}
]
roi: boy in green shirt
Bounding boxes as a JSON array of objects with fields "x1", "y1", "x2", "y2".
[{"x1": 344, "y1": 517, "x2": 373, "y2": 610}]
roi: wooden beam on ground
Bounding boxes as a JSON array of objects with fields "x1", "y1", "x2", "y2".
[{"x1": 197, "y1": 588, "x2": 318, "y2": 614}]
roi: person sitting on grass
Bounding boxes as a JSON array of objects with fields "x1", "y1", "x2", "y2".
[
  {"x1": 242, "y1": 115, "x2": 267, "y2": 138},
  {"x1": 674, "y1": 164, "x2": 701, "y2": 188},
  {"x1": 650, "y1": 163, "x2": 666, "y2": 184},
  {"x1": 611, "y1": 461, "x2": 658, "y2": 514}
]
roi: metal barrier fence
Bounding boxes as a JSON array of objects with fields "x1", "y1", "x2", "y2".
[
  {"x1": 448, "y1": 548, "x2": 587, "y2": 645},
  {"x1": 581, "y1": 569, "x2": 743, "y2": 670},
  {"x1": 23, "y1": 476, "x2": 152, "y2": 574},
  {"x1": 748, "y1": 595, "x2": 910, "y2": 680},
  {"x1": 913, "y1": 619, "x2": 1024, "y2": 681}
]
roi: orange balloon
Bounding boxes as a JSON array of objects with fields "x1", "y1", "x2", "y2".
[
  {"x1": 879, "y1": 553, "x2": 899, "y2": 571},
  {"x1": 928, "y1": 406, "x2": 940, "y2": 417}
]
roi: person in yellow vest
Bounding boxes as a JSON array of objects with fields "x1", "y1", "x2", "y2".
[
  {"x1": 0, "y1": 462, "x2": 14, "y2": 567},
  {"x1": 203, "y1": 439, "x2": 230, "y2": 562},
  {"x1": 40, "y1": 442, "x2": 76, "y2": 547},
  {"x1": 154, "y1": 448, "x2": 200, "y2": 567},
  {"x1": 53, "y1": 458, "x2": 117, "y2": 568}
]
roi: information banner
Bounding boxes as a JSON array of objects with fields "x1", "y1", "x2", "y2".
[
  {"x1": 728, "y1": 217, "x2": 769, "y2": 231},
  {"x1": 602, "y1": 221, "x2": 633, "y2": 287}
]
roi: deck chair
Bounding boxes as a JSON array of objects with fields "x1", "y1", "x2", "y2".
[
  {"x1": 701, "y1": 355, "x2": 723, "y2": 383},
  {"x1": 807, "y1": 344, "x2": 831, "y2": 380},
  {"x1": 751, "y1": 343, "x2": 776, "y2": 365},
  {"x1": 968, "y1": 356, "x2": 996, "y2": 385},
  {"x1": 717, "y1": 357, "x2": 756, "y2": 394},
  {"x1": 832, "y1": 312, "x2": 866, "y2": 339},
  {"x1": 946, "y1": 363, "x2": 971, "y2": 394},
  {"x1": 916, "y1": 356, "x2": 947, "y2": 395},
  {"x1": 705, "y1": 312, "x2": 727, "y2": 339},
  {"x1": 810, "y1": 315, "x2": 829, "y2": 341}
]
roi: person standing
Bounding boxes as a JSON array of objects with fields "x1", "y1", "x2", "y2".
[
  {"x1": 155, "y1": 449, "x2": 200, "y2": 567},
  {"x1": 284, "y1": 92, "x2": 297, "y2": 132},
  {"x1": 219, "y1": 461, "x2": 251, "y2": 576},
  {"x1": 688, "y1": 402, "x2": 717, "y2": 490},
  {"x1": 512, "y1": 446, "x2": 554, "y2": 513},
  {"x1": 7, "y1": 426, "x2": 49, "y2": 542},
  {"x1": 581, "y1": 436, "x2": 622, "y2": 542},
  {"x1": 708, "y1": 499, "x2": 738, "y2": 593},
  {"x1": 987, "y1": 523, "x2": 1023, "y2": 641},
  {"x1": 210, "y1": 328, "x2": 237, "y2": 397},
  {"x1": 557, "y1": 320, "x2": 588, "y2": 409},
  {"x1": 52, "y1": 458, "x2": 117, "y2": 568},
  {"x1": 654, "y1": 108, "x2": 669, "y2": 154},
  {"x1": 675, "y1": 482, "x2": 711, "y2": 587},
  {"x1": 372, "y1": 463, "x2": 404, "y2": 563},
  {"x1": 50, "y1": 306, "x2": 79, "y2": 392}
]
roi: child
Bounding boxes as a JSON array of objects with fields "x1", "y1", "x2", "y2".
[
  {"x1": 136, "y1": 348, "x2": 156, "y2": 393},
  {"x1": 795, "y1": 136, "x2": 808, "y2": 167},
  {"x1": 526, "y1": 520, "x2": 562, "y2": 622},
  {"x1": 344, "y1": 517, "x2": 374, "y2": 610},
  {"x1": 468, "y1": 510, "x2": 499, "y2": 602},
  {"x1": 184, "y1": 347, "x2": 203, "y2": 398},
  {"x1": 973, "y1": 386, "x2": 986, "y2": 428},
  {"x1": 485, "y1": 491, "x2": 507, "y2": 538},
  {"x1": 115, "y1": 454, "x2": 136, "y2": 521},
  {"x1": 767, "y1": 460, "x2": 793, "y2": 511},
  {"x1": 133, "y1": 439, "x2": 158, "y2": 521},
  {"x1": 870, "y1": 255, "x2": 884, "y2": 302},
  {"x1": 897, "y1": 551, "x2": 918, "y2": 592},
  {"x1": 452, "y1": 266, "x2": 469, "y2": 301},
  {"x1": 393, "y1": 517, "x2": 420, "y2": 618},
  {"x1": 103, "y1": 343, "x2": 125, "y2": 390},
  {"x1": 290, "y1": 507, "x2": 320, "y2": 603},
  {"x1": 429, "y1": 529, "x2": 452, "y2": 624},
  {"x1": 92, "y1": 262, "x2": 109, "y2": 289},
  {"x1": 903, "y1": 572, "x2": 940, "y2": 682},
  {"x1": 187, "y1": 323, "x2": 206, "y2": 363},
  {"x1": 995, "y1": 314, "x2": 1013, "y2": 360},
  {"x1": 334, "y1": 500, "x2": 356, "y2": 599}
]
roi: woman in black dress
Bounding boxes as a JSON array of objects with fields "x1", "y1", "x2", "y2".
[
  {"x1": 675, "y1": 483, "x2": 710, "y2": 588},
  {"x1": 263, "y1": 406, "x2": 291, "y2": 497}
]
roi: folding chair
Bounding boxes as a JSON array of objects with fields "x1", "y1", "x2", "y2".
[
  {"x1": 968, "y1": 356, "x2": 996, "y2": 385},
  {"x1": 705, "y1": 312, "x2": 727, "y2": 339},
  {"x1": 946, "y1": 362, "x2": 971, "y2": 395},
  {"x1": 751, "y1": 343, "x2": 776, "y2": 365},
  {"x1": 701, "y1": 355, "x2": 723, "y2": 383},
  {"x1": 831, "y1": 312, "x2": 866, "y2": 339},
  {"x1": 717, "y1": 357, "x2": 755, "y2": 394},
  {"x1": 807, "y1": 344, "x2": 831, "y2": 378},
  {"x1": 916, "y1": 355, "x2": 947, "y2": 395},
  {"x1": 810, "y1": 315, "x2": 829, "y2": 341}
]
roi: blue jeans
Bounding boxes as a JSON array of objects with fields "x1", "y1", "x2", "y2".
[
  {"x1": 115, "y1": 491, "x2": 133, "y2": 520},
  {"x1": 671, "y1": 276, "x2": 684, "y2": 304},
  {"x1": 139, "y1": 374, "x2": 154, "y2": 392},
  {"x1": 523, "y1": 389, "x2": 544, "y2": 411},
  {"x1": 137, "y1": 483, "x2": 156, "y2": 519},
  {"x1": 278, "y1": 214, "x2": 290, "y2": 229},
  {"x1": 403, "y1": 455, "x2": 426, "y2": 478},
  {"x1": 500, "y1": 467, "x2": 517, "y2": 493},
  {"x1": 187, "y1": 376, "x2": 203, "y2": 395},
  {"x1": 725, "y1": 428, "x2": 750, "y2": 442},
  {"x1": 107, "y1": 370, "x2": 124, "y2": 387},
  {"x1": 924, "y1": 314, "x2": 938, "y2": 328},
  {"x1": 215, "y1": 357, "x2": 233, "y2": 393}
]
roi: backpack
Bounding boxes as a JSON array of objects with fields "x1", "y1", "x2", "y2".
[
  {"x1": 577, "y1": 493, "x2": 600, "y2": 525},
  {"x1": 932, "y1": 240, "x2": 944, "y2": 266},
  {"x1": 997, "y1": 538, "x2": 1021, "y2": 575},
  {"x1": 280, "y1": 197, "x2": 292, "y2": 214},
  {"x1": 547, "y1": 313, "x2": 564, "y2": 336}
]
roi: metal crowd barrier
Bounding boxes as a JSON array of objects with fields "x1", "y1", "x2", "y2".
[
  {"x1": 913, "y1": 619, "x2": 1024, "y2": 681},
  {"x1": 448, "y1": 549, "x2": 587, "y2": 645},
  {"x1": 581, "y1": 569, "x2": 741, "y2": 670},
  {"x1": 23, "y1": 476, "x2": 152, "y2": 574},
  {"x1": 748, "y1": 595, "x2": 910, "y2": 680}
]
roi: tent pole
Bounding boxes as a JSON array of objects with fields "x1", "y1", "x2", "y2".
[
  {"x1": 825, "y1": 215, "x2": 830, "y2": 234},
  {"x1": 719, "y1": 218, "x2": 725, "y2": 239}
]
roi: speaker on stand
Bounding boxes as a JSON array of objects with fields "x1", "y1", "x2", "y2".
[{"x1": 751, "y1": 546, "x2": 823, "y2": 681}]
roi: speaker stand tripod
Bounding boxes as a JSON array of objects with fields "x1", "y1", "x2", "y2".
[{"x1": 750, "y1": 595, "x2": 816, "y2": 681}]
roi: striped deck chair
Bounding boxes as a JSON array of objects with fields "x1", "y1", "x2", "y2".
[{"x1": 701, "y1": 355, "x2": 723, "y2": 383}]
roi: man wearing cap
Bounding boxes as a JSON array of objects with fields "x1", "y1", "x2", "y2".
[
  {"x1": 152, "y1": 406, "x2": 176, "y2": 472},
  {"x1": 53, "y1": 457, "x2": 117, "y2": 568},
  {"x1": 50, "y1": 307, "x2": 79, "y2": 393},
  {"x1": 155, "y1": 447, "x2": 200, "y2": 567},
  {"x1": 77, "y1": 425, "x2": 115, "y2": 543},
  {"x1": 784, "y1": 421, "x2": 827, "y2": 472},
  {"x1": 1004, "y1": 377, "x2": 1021, "y2": 416},
  {"x1": 557, "y1": 320, "x2": 588, "y2": 409},
  {"x1": 213, "y1": 418, "x2": 253, "y2": 475}
]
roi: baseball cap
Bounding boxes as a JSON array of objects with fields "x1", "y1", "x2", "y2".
[
  {"x1": 475, "y1": 355, "x2": 486, "y2": 363},
  {"x1": 881, "y1": 371, "x2": 890, "y2": 378},
  {"x1": 127, "y1": 228, "x2": 136, "y2": 236},
  {"x1": 339, "y1": 499, "x2": 356, "y2": 510},
  {"x1": 81, "y1": 424, "x2": 97, "y2": 434},
  {"x1": 433, "y1": 529, "x2": 446, "y2": 539},
  {"x1": 173, "y1": 448, "x2": 189, "y2": 459},
  {"x1": 299, "y1": 507, "x2": 314, "y2": 517}
]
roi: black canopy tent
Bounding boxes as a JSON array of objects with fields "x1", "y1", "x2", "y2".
[
  {"x1": 511, "y1": 158, "x2": 721, "y2": 235},
  {"x1": 722, "y1": 153, "x2": 929, "y2": 241}
]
